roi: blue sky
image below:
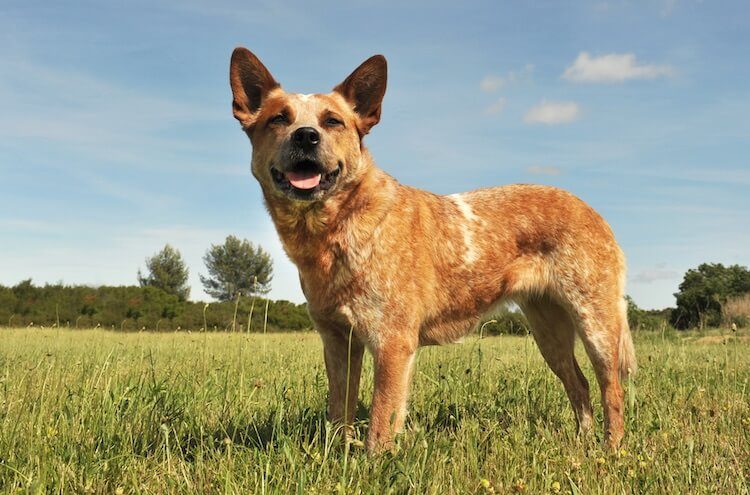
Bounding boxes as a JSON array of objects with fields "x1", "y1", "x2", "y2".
[{"x1": 1, "y1": 0, "x2": 748, "y2": 309}]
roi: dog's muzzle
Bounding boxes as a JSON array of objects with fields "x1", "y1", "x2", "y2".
[{"x1": 270, "y1": 159, "x2": 341, "y2": 201}]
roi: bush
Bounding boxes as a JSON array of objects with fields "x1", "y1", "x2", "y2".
[
  {"x1": 626, "y1": 296, "x2": 670, "y2": 332},
  {"x1": 671, "y1": 263, "x2": 750, "y2": 329},
  {"x1": 723, "y1": 294, "x2": 750, "y2": 328},
  {"x1": 478, "y1": 308, "x2": 530, "y2": 336},
  {"x1": 0, "y1": 281, "x2": 312, "y2": 332}
]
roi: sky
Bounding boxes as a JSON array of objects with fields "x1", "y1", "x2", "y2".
[{"x1": 1, "y1": 0, "x2": 748, "y2": 310}]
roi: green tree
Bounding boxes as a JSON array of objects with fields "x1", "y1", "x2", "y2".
[
  {"x1": 670, "y1": 263, "x2": 750, "y2": 329},
  {"x1": 12, "y1": 279, "x2": 36, "y2": 317},
  {"x1": 625, "y1": 295, "x2": 669, "y2": 331},
  {"x1": 0, "y1": 285, "x2": 18, "y2": 324},
  {"x1": 138, "y1": 244, "x2": 190, "y2": 301},
  {"x1": 200, "y1": 236, "x2": 273, "y2": 301}
]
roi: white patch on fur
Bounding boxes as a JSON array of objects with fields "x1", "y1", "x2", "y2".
[
  {"x1": 338, "y1": 297, "x2": 385, "y2": 351},
  {"x1": 298, "y1": 93, "x2": 314, "y2": 102},
  {"x1": 400, "y1": 352, "x2": 417, "y2": 423},
  {"x1": 584, "y1": 321, "x2": 613, "y2": 362},
  {"x1": 447, "y1": 193, "x2": 479, "y2": 264}
]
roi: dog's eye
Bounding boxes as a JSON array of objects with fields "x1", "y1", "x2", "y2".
[
  {"x1": 324, "y1": 117, "x2": 343, "y2": 127},
  {"x1": 269, "y1": 114, "x2": 288, "y2": 125}
]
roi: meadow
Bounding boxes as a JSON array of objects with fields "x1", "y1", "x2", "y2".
[{"x1": 0, "y1": 327, "x2": 748, "y2": 494}]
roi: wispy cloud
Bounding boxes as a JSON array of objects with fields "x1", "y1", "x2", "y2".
[
  {"x1": 593, "y1": 0, "x2": 681, "y2": 17},
  {"x1": 562, "y1": 52, "x2": 674, "y2": 83},
  {"x1": 484, "y1": 97, "x2": 507, "y2": 115},
  {"x1": 480, "y1": 64, "x2": 534, "y2": 92},
  {"x1": 660, "y1": 0, "x2": 679, "y2": 17},
  {"x1": 523, "y1": 100, "x2": 580, "y2": 124},
  {"x1": 631, "y1": 264, "x2": 680, "y2": 284},
  {"x1": 0, "y1": 219, "x2": 65, "y2": 234},
  {"x1": 77, "y1": 172, "x2": 179, "y2": 209},
  {"x1": 526, "y1": 165, "x2": 561, "y2": 176},
  {"x1": 0, "y1": 56, "x2": 220, "y2": 160}
]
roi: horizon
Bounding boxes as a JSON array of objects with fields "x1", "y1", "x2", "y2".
[{"x1": 2, "y1": 1, "x2": 749, "y2": 310}]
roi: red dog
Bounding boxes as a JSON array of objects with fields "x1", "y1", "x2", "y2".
[{"x1": 229, "y1": 48, "x2": 636, "y2": 452}]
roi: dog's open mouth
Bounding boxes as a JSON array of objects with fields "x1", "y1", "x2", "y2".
[{"x1": 271, "y1": 160, "x2": 341, "y2": 199}]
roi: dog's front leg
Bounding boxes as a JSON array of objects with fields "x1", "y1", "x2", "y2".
[
  {"x1": 367, "y1": 341, "x2": 417, "y2": 453},
  {"x1": 320, "y1": 330, "x2": 364, "y2": 437}
]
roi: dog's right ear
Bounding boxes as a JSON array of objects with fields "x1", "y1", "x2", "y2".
[{"x1": 230, "y1": 48, "x2": 280, "y2": 128}]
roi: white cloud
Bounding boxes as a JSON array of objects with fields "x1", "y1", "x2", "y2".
[
  {"x1": 480, "y1": 75, "x2": 505, "y2": 93},
  {"x1": 562, "y1": 52, "x2": 674, "y2": 83},
  {"x1": 660, "y1": 0, "x2": 678, "y2": 17},
  {"x1": 526, "y1": 165, "x2": 561, "y2": 176},
  {"x1": 484, "y1": 97, "x2": 507, "y2": 115},
  {"x1": 523, "y1": 100, "x2": 580, "y2": 125},
  {"x1": 480, "y1": 64, "x2": 534, "y2": 92},
  {"x1": 631, "y1": 264, "x2": 679, "y2": 284}
]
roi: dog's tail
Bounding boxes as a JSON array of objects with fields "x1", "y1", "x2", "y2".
[
  {"x1": 616, "y1": 253, "x2": 637, "y2": 382},
  {"x1": 618, "y1": 304, "x2": 637, "y2": 382}
]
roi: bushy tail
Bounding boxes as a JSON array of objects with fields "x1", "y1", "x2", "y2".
[{"x1": 618, "y1": 317, "x2": 637, "y2": 382}]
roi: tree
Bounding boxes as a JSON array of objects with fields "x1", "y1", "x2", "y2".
[
  {"x1": 670, "y1": 263, "x2": 750, "y2": 329},
  {"x1": 625, "y1": 295, "x2": 669, "y2": 331},
  {"x1": 0, "y1": 285, "x2": 18, "y2": 324},
  {"x1": 138, "y1": 244, "x2": 190, "y2": 301},
  {"x1": 12, "y1": 279, "x2": 36, "y2": 316},
  {"x1": 200, "y1": 236, "x2": 273, "y2": 301}
]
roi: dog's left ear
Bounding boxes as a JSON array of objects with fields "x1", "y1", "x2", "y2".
[{"x1": 333, "y1": 55, "x2": 387, "y2": 135}]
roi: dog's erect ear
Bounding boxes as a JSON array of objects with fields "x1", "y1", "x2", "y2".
[
  {"x1": 230, "y1": 47, "x2": 280, "y2": 128},
  {"x1": 333, "y1": 55, "x2": 387, "y2": 135}
]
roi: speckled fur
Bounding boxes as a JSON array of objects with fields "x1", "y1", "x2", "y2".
[{"x1": 230, "y1": 48, "x2": 636, "y2": 452}]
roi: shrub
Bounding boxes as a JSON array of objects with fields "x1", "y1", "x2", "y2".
[
  {"x1": 626, "y1": 296, "x2": 670, "y2": 332},
  {"x1": 723, "y1": 294, "x2": 750, "y2": 328},
  {"x1": 478, "y1": 307, "x2": 530, "y2": 336},
  {"x1": 670, "y1": 263, "x2": 750, "y2": 329},
  {"x1": 0, "y1": 281, "x2": 312, "y2": 332}
]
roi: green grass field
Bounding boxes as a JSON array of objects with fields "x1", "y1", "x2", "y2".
[{"x1": 1, "y1": 328, "x2": 748, "y2": 494}]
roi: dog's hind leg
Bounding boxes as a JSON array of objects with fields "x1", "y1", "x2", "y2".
[
  {"x1": 320, "y1": 329, "x2": 365, "y2": 435},
  {"x1": 571, "y1": 299, "x2": 628, "y2": 448},
  {"x1": 519, "y1": 295, "x2": 594, "y2": 435}
]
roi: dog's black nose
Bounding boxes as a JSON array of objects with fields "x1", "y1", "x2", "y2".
[{"x1": 292, "y1": 127, "x2": 320, "y2": 149}]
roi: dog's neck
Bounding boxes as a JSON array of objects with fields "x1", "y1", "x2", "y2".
[{"x1": 264, "y1": 152, "x2": 398, "y2": 271}]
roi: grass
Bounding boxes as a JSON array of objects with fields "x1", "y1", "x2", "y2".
[{"x1": 0, "y1": 327, "x2": 748, "y2": 494}]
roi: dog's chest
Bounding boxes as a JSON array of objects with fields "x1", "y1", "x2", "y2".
[
  {"x1": 300, "y1": 236, "x2": 387, "y2": 331},
  {"x1": 302, "y1": 243, "x2": 375, "y2": 303}
]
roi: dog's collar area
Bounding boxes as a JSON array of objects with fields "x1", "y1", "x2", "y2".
[{"x1": 270, "y1": 161, "x2": 341, "y2": 200}]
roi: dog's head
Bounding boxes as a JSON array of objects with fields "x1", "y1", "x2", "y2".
[{"x1": 229, "y1": 48, "x2": 387, "y2": 202}]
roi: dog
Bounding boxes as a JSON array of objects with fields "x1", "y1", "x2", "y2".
[{"x1": 229, "y1": 48, "x2": 637, "y2": 452}]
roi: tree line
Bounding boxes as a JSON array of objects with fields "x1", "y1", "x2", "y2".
[
  {"x1": 0, "y1": 253, "x2": 747, "y2": 332},
  {"x1": 0, "y1": 280, "x2": 310, "y2": 332},
  {"x1": 0, "y1": 235, "x2": 300, "y2": 331}
]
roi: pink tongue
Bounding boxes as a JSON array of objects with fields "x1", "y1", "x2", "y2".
[{"x1": 286, "y1": 171, "x2": 321, "y2": 190}]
